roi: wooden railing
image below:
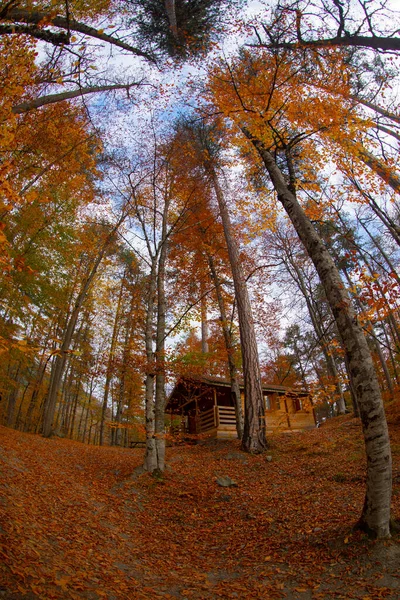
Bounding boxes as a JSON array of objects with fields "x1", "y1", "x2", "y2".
[
  {"x1": 217, "y1": 406, "x2": 236, "y2": 426},
  {"x1": 199, "y1": 407, "x2": 218, "y2": 432},
  {"x1": 170, "y1": 406, "x2": 238, "y2": 436},
  {"x1": 198, "y1": 406, "x2": 237, "y2": 432}
]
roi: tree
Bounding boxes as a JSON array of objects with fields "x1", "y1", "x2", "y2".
[
  {"x1": 127, "y1": 0, "x2": 241, "y2": 59},
  {"x1": 250, "y1": 0, "x2": 400, "y2": 52},
  {"x1": 207, "y1": 47, "x2": 393, "y2": 537},
  {"x1": 169, "y1": 190, "x2": 245, "y2": 438},
  {"x1": 42, "y1": 214, "x2": 127, "y2": 437},
  {"x1": 262, "y1": 223, "x2": 347, "y2": 413},
  {"x1": 174, "y1": 120, "x2": 267, "y2": 452},
  {"x1": 0, "y1": 4, "x2": 155, "y2": 60},
  {"x1": 110, "y1": 127, "x2": 197, "y2": 472}
]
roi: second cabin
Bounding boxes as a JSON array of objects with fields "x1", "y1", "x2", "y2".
[{"x1": 165, "y1": 375, "x2": 316, "y2": 439}]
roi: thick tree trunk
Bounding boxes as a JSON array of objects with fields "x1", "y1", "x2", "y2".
[
  {"x1": 143, "y1": 259, "x2": 159, "y2": 473},
  {"x1": 154, "y1": 209, "x2": 170, "y2": 473},
  {"x1": 209, "y1": 168, "x2": 267, "y2": 453},
  {"x1": 164, "y1": 0, "x2": 178, "y2": 39},
  {"x1": 248, "y1": 132, "x2": 392, "y2": 537},
  {"x1": 355, "y1": 145, "x2": 400, "y2": 195},
  {"x1": 207, "y1": 253, "x2": 244, "y2": 439}
]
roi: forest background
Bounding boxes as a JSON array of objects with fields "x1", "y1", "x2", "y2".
[{"x1": 1, "y1": 0, "x2": 400, "y2": 539}]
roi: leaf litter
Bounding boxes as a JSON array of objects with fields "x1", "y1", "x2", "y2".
[{"x1": 0, "y1": 408, "x2": 399, "y2": 599}]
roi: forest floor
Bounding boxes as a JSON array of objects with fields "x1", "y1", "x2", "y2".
[{"x1": 1, "y1": 407, "x2": 400, "y2": 600}]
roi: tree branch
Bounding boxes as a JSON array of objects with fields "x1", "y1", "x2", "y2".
[
  {"x1": 0, "y1": 23, "x2": 69, "y2": 44},
  {"x1": 12, "y1": 82, "x2": 144, "y2": 113},
  {"x1": 2, "y1": 7, "x2": 157, "y2": 62},
  {"x1": 249, "y1": 34, "x2": 400, "y2": 52}
]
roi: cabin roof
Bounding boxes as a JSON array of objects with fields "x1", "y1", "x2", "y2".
[{"x1": 166, "y1": 375, "x2": 309, "y2": 413}]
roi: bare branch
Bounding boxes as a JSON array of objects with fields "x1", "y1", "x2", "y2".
[
  {"x1": 2, "y1": 7, "x2": 157, "y2": 62},
  {"x1": 12, "y1": 82, "x2": 144, "y2": 114}
]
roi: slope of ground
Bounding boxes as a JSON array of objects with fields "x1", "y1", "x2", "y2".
[{"x1": 0, "y1": 413, "x2": 399, "y2": 600}]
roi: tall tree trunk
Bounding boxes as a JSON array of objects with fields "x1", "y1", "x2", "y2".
[
  {"x1": 113, "y1": 314, "x2": 132, "y2": 446},
  {"x1": 208, "y1": 167, "x2": 267, "y2": 453},
  {"x1": 154, "y1": 202, "x2": 170, "y2": 473},
  {"x1": 14, "y1": 380, "x2": 31, "y2": 430},
  {"x1": 358, "y1": 219, "x2": 400, "y2": 286},
  {"x1": 354, "y1": 145, "x2": 400, "y2": 194},
  {"x1": 24, "y1": 345, "x2": 53, "y2": 432},
  {"x1": 143, "y1": 259, "x2": 158, "y2": 473},
  {"x1": 349, "y1": 179, "x2": 400, "y2": 246},
  {"x1": 164, "y1": 0, "x2": 178, "y2": 39},
  {"x1": 78, "y1": 375, "x2": 94, "y2": 442},
  {"x1": 82, "y1": 385, "x2": 94, "y2": 444},
  {"x1": 200, "y1": 288, "x2": 209, "y2": 354},
  {"x1": 68, "y1": 380, "x2": 81, "y2": 439},
  {"x1": 100, "y1": 277, "x2": 125, "y2": 445},
  {"x1": 247, "y1": 131, "x2": 392, "y2": 538},
  {"x1": 207, "y1": 252, "x2": 244, "y2": 438}
]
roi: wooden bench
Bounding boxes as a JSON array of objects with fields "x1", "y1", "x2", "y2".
[{"x1": 129, "y1": 441, "x2": 146, "y2": 448}]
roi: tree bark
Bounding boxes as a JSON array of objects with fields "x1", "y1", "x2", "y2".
[
  {"x1": 154, "y1": 236, "x2": 168, "y2": 472},
  {"x1": 207, "y1": 253, "x2": 244, "y2": 438},
  {"x1": 355, "y1": 145, "x2": 400, "y2": 195},
  {"x1": 200, "y1": 288, "x2": 209, "y2": 354},
  {"x1": 165, "y1": 0, "x2": 179, "y2": 39},
  {"x1": 352, "y1": 97, "x2": 400, "y2": 126}
]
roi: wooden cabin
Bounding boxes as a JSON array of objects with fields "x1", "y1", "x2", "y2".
[{"x1": 165, "y1": 376, "x2": 316, "y2": 439}]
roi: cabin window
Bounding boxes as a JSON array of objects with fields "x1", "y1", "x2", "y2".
[{"x1": 265, "y1": 396, "x2": 271, "y2": 410}]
